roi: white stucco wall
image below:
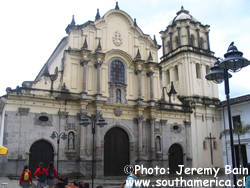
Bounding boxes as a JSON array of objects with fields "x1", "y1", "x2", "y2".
[{"x1": 221, "y1": 98, "x2": 250, "y2": 166}]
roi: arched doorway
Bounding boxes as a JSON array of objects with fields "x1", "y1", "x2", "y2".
[
  {"x1": 168, "y1": 143, "x2": 183, "y2": 174},
  {"x1": 29, "y1": 140, "x2": 54, "y2": 174},
  {"x1": 104, "y1": 127, "x2": 129, "y2": 176}
]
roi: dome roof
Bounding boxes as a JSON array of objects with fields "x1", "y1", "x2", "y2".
[{"x1": 169, "y1": 6, "x2": 198, "y2": 25}]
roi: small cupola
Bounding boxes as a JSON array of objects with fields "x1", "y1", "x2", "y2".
[{"x1": 170, "y1": 6, "x2": 198, "y2": 25}]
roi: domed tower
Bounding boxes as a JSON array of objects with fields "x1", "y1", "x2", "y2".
[
  {"x1": 160, "y1": 6, "x2": 218, "y2": 99},
  {"x1": 160, "y1": 7, "x2": 223, "y2": 168}
]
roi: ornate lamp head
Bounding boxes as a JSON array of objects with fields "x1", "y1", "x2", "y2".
[
  {"x1": 219, "y1": 42, "x2": 250, "y2": 72},
  {"x1": 205, "y1": 59, "x2": 232, "y2": 84},
  {"x1": 50, "y1": 131, "x2": 57, "y2": 139}
]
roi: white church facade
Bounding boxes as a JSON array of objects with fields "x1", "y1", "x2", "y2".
[{"x1": 0, "y1": 3, "x2": 223, "y2": 177}]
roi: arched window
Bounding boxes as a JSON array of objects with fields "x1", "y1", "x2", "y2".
[
  {"x1": 200, "y1": 37, "x2": 204, "y2": 49},
  {"x1": 174, "y1": 65, "x2": 179, "y2": 81},
  {"x1": 166, "y1": 70, "x2": 170, "y2": 84},
  {"x1": 155, "y1": 136, "x2": 161, "y2": 152},
  {"x1": 110, "y1": 60, "x2": 125, "y2": 84},
  {"x1": 196, "y1": 63, "x2": 201, "y2": 79},
  {"x1": 175, "y1": 36, "x2": 179, "y2": 49},
  {"x1": 116, "y1": 89, "x2": 121, "y2": 103},
  {"x1": 167, "y1": 41, "x2": 171, "y2": 52},
  {"x1": 190, "y1": 35, "x2": 195, "y2": 46}
]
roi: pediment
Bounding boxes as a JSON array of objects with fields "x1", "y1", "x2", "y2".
[
  {"x1": 102, "y1": 9, "x2": 134, "y2": 28},
  {"x1": 96, "y1": 9, "x2": 156, "y2": 48}
]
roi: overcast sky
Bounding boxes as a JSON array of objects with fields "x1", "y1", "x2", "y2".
[{"x1": 0, "y1": 0, "x2": 249, "y2": 100}]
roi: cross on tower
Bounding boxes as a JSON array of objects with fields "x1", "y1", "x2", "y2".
[{"x1": 205, "y1": 133, "x2": 216, "y2": 166}]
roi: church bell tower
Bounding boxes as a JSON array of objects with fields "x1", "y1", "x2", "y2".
[
  {"x1": 160, "y1": 6, "x2": 218, "y2": 99},
  {"x1": 160, "y1": 6, "x2": 223, "y2": 168}
]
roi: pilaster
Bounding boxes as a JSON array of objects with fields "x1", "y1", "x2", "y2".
[
  {"x1": 206, "y1": 32, "x2": 210, "y2": 51},
  {"x1": 94, "y1": 60, "x2": 103, "y2": 98},
  {"x1": 79, "y1": 103, "x2": 89, "y2": 159},
  {"x1": 136, "y1": 114, "x2": 144, "y2": 160},
  {"x1": 93, "y1": 47, "x2": 105, "y2": 100},
  {"x1": 135, "y1": 68, "x2": 143, "y2": 105},
  {"x1": 149, "y1": 117, "x2": 156, "y2": 160},
  {"x1": 147, "y1": 70, "x2": 155, "y2": 103},
  {"x1": 80, "y1": 59, "x2": 89, "y2": 98}
]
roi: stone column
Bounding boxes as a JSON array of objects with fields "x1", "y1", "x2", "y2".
[
  {"x1": 147, "y1": 71, "x2": 154, "y2": 101},
  {"x1": 136, "y1": 115, "x2": 144, "y2": 159},
  {"x1": 95, "y1": 60, "x2": 102, "y2": 97},
  {"x1": 80, "y1": 108, "x2": 89, "y2": 158},
  {"x1": 169, "y1": 32, "x2": 173, "y2": 51},
  {"x1": 135, "y1": 69, "x2": 142, "y2": 100},
  {"x1": 177, "y1": 27, "x2": 181, "y2": 46},
  {"x1": 80, "y1": 60, "x2": 89, "y2": 98},
  {"x1": 186, "y1": 26, "x2": 191, "y2": 45},
  {"x1": 206, "y1": 32, "x2": 210, "y2": 51},
  {"x1": 94, "y1": 109, "x2": 104, "y2": 177},
  {"x1": 80, "y1": 123, "x2": 86, "y2": 158},
  {"x1": 196, "y1": 29, "x2": 201, "y2": 48},
  {"x1": 149, "y1": 117, "x2": 156, "y2": 159}
]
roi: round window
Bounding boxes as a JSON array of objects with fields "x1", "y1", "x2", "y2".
[
  {"x1": 39, "y1": 115, "x2": 49, "y2": 122},
  {"x1": 173, "y1": 125, "x2": 179, "y2": 130}
]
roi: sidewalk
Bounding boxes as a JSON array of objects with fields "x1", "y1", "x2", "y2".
[
  {"x1": 0, "y1": 177, "x2": 20, "y2": 188},
  {"x1": 0, "y1": 177, "x2": 123, "y2": 188}
]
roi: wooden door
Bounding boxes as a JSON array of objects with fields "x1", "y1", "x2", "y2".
[
  {"x1": 104, "y1": 127, "x2": 129, "y2": 176},
  {"x1": 29, "y1": 140, "x2": 54, "y2": 174},
  {"x1": 169, "y1": 143, "x2": 183, "y2": 174}
]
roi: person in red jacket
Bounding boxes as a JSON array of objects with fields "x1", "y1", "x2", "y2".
[
  {"x1": 34, "y1": 162, "x2": 47, "y2": 188},
  {"x1": 46, "y1": 161, "x2": 58, "y2": 188},
  {"x1": 19, "y1": 165, "x2": 32, "y2": 188}
]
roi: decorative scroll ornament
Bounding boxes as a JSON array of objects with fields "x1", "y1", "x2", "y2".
[{"x1": 113, "y1": 31, "x2": 122, "y2": 46}]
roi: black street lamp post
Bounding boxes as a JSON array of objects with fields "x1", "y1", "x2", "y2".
[
  {"x1": 80, "y1": 110, "x2": 107, "y2": 188},
  {"x1": 50, "y1": 131, "x2": 67, "y2": 173},
  {"x1": 206, "y1": 42, "x2": 250, "y2": 188}
]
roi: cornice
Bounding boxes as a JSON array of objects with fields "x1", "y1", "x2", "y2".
[{"x1": 160, "y1": 45, "x2": 216, "y2": 64}]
